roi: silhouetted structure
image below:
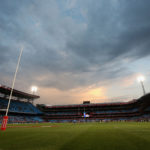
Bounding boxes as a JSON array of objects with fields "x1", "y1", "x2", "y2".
[{"x1": 38, "y1": 94, "x2": 150, "y2": 122}]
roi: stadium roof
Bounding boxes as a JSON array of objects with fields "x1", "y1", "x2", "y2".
[
  {"x1": 0, "y1": 85, "x2": 40, "y2": 100},
  {"x1": 45, "y1": 99, "x2": 137, "y2": 109}
]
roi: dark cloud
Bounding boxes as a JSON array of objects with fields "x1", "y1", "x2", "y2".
[
  {"x1": 68, "y1": 0, "x2": 150, "y2": 61},
  {"x1": 0, "y1": 0, "x2": 150, "y2": 92}
]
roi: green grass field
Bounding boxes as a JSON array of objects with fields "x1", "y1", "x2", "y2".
[{"x1": 0, "y1": 122, "x2": 150, "y2": 150}]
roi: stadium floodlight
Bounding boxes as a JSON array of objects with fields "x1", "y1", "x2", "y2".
[
  {"x1": 31, "y1": 86, "x2": 38, "y2": 94},
  {"x1": 1, "y1": 46, "x2": 24, "y2": 131},
  {"x1": 137, "y1": 76, "x2": 145, "y2": 82},
  {"x1": 137, "y1": 75, "x2": 146, "y2": 95}
]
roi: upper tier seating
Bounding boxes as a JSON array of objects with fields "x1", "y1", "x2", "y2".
[
  {"x1": 0, "y1": 98, "x2": 42, "y2": 114},
  {"x1": 145, "y1": 107, "x2": 150, "y2": 111},
  {"x1": 94, "y1": 108, "x2": 139, "y2": 114}
]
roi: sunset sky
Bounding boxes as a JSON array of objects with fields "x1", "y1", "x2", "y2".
[{"x1": 0, "y1": 0, "x2": 150, "y2": 105}]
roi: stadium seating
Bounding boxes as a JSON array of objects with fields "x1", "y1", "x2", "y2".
[
  {"x1": 1, "y1": 93, "x2": 150, "y2": 123},
  {"x1": 0, "y1": 115, "x2": 43, "y2": 124},
  {"x1": 38, "y1": 94, "x2": 150, "y2": 123},
  {"x1": 144, "y1": 107, "x2": 150, "y2": 111},
  {"x1": 0, "y1": 98, "x2": 44, "y2": 124},
  {"x1": 0, "y1": 98, "x2": 42, "y2": 114},
  {"x1": 94, "y1": 108, "x2": 138, "y2": 114},
  {"x1": 47, "y1": 112, "x2": 78, "y2": 115}
]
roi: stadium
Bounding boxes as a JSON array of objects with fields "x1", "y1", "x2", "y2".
[
  {"x1": 1, "y1": 84, "x2": 150, "y2": 150},
  {"x1": 1, "y1": 0, "x2": 150, "y2": 150},
  {"x1": 1, "y1": 84, "x2": 150, "y2": 124}
]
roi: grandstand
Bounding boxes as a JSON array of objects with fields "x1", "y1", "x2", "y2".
[
  {"x1": 1, "y1": 84, "x2": 150, "y2": 124},
  {"x1": 37, "y1": 94, "x2": 150, "y2": 123},
  {"x1": 0, "y1": 85, "x2": 43, "y2": 123}
]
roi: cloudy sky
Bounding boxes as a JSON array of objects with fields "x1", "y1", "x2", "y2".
[{"x1": 0, "y1": 0, "x2": 150, "y2": 105}]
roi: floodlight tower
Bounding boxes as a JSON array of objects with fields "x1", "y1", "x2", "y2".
[
  {"x1": 137, "y1": 76, "x2": 146, "y2": 95},
  {"x1": 31, "y1": 86, "x2": 38, "y2": 95}
]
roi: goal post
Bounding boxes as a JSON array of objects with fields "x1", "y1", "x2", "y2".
[{"x1": 1, "y1": 47, "x2": 23, "y2": 131}]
